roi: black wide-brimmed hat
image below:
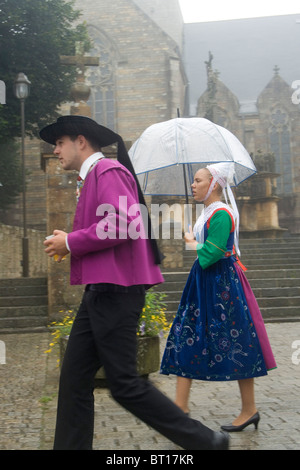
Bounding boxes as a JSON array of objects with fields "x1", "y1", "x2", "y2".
[
  {"x1": 39, "y1": 115, "x2": 133, "y2": 179},
  {"x1": 39, "y1": 115, "x2": 135, "y2": 172},
  {"x1": 39, "y1": 115, "x2": 163, "y2": 264},
  {"x1": 39, "y1": 115, "x2": 119, "y2": 147}
]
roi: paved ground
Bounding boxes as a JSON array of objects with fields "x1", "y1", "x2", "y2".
[{"x1": 0, "y1": 322, "x2": 300, "y2": 451}]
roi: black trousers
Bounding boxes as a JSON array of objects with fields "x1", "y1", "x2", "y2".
[{"x1": 53, "y1": 286, "x2": 215, "y2": 450}]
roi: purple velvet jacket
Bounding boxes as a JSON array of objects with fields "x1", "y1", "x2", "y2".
[{"x1": 67, "y1": 158, "x2": 164, "y2": 288}]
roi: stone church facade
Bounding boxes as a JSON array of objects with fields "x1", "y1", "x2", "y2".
[
  {"x1": 1, "y1": 3, "x2": 300, "y2": 238},
  {"x1": 75, "y1": 0, "x2": 187, "y2": 141},
  {"x1": 197, "y1": 66, "x2": 300, "y2": 234},
  {"x1": 0, "y1": 0, "x2": 186, "y2": 232}
]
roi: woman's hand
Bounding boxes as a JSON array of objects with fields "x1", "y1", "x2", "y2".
[{"x1": 184, "y1": 225, "x2": 198, "y2": 250}]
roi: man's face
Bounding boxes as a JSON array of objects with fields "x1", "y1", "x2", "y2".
[{"x1": 53, "y1": 135, "x2": 82, "y2": 171}]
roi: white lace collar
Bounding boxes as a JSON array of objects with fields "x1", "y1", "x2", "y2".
[{"x1": 193, "y1": 201, "x2": 234, "y2": 244}]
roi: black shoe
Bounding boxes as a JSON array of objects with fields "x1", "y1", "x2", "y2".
[
  {"x1": 211, "y1": 431, "x2": 230, "y2": 450},
  {"x1": 221, "y1": 412, "x2": 260, "y2": 433}
]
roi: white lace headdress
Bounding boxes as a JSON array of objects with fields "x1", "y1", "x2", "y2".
[{"x1": 193, "y1": 162, "x2": 241, "y2": 256}]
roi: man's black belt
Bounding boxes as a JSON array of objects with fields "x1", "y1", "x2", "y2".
[{"x1": 87, "y1": 283, "x2": 145, "y2": 294}]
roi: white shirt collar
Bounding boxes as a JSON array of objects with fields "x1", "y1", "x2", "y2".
[{"x1": 79, "y1": 152, "x2": 104, "y2": 180}]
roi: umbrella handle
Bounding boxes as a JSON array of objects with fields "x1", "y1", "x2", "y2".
[
  {"x1": 182, "y1": 164, "x2": 191, "y2": 226},
  {"x1": 176, "y1": 108, "x2": 191, "y2": 227}
]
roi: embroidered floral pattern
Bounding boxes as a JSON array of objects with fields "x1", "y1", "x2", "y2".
[{"x1": 160, "y1": 219, "x2": 267, "y2": 382}]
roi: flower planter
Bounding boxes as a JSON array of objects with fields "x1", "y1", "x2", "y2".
[{"x1": 60, "y1": 335, "x2": 160, "y2": 387}]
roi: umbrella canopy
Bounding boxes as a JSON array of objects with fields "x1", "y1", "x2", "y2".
[{"x1": 128, "y1": 117, "x2": 256, "y2": 196}]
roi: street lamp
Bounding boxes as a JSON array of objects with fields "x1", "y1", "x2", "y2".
[{"x1": 14, "y1": 72, "x2": 31, "y2": 277}]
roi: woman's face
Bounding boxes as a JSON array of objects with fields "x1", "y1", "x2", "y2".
[{"x1": 191, "y1": 168, "x2": 212, "y2": 202}]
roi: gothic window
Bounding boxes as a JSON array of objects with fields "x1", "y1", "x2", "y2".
[
  {"x1": 214, "y1": 109, "x2": 228, "y2": 128},
  {"x1": 269, "y1": 109, "x2": 293, "y2": 195},
  {"x1": 85, "y1": 26, "x2": 115, "y2": 130}
]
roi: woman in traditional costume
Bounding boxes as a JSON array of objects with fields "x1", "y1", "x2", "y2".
[{"x1": 161, "y1": 163, "x2": 276, "y2": 432}]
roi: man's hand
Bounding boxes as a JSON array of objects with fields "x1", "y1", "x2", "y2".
[{"x1": 44, "y1": 230, "x2": 70, "y2": 262}]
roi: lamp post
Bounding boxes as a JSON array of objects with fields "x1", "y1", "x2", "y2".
[{"x1": 14, "y1": 73, "x2": 31, "y2": 277}]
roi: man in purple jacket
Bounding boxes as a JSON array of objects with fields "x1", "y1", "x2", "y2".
[{"x1": 41, "y1": 115, "x2": 228, "y2": 450}]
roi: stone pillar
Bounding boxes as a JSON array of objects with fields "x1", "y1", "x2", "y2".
[
  {"x1": 235, "y1": 152, "x2": 286, "y2": 238},
  {"x1": 40, "y1": 44, "x2": 101, "y2": 319},
  {"x1": 60, "y1": 41, "x2": 99, "y2": 117},
  {"x1": 41, "y1": 143, "x2": 83, "y2": 319},
  {"x1": 237, "y1": 169, "x2": 286, "y2": 238}
]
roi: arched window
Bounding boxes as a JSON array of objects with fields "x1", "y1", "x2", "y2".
[
  {"x1": 269, "y1": 109, "x2": 293, "y2": 195},
  {"x1": 86, "y1": 26, "x2": 116, "y2": 130}
]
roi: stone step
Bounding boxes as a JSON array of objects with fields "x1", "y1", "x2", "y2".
[
  {"x1": 163, "y1": 303, "x2": 300, "y2": 322},
  {"x1": 244, "y1": 256, "x2": 300, "y2": 264},
  {"x1": 163, "y1": 306, "x2": 300, "y2": 324},
  {"x1": 241, "y1": 263, "x2": 295, "y2": 270},
  {"x1": 244, "y1": 269, "x2": 300, "y2": 280},
  {"x1": 239, "y1": 264, "x2": 296, "y2": 271},
  {"x1": 161, "y1": 271, "x2": 190, "y2": 282},
  {"x1": 182, "y1": 238, "x2": 300, "y2": 252},
  {"x1": 185, "y1": 238, "x2": 300, "y2": 245},
  {"x1": 239, "y1": 236, "x2": 300, "y2": 244},
  {"x1": 156, "y1": 277, "x2": 300, "y2": 291},
  {"x1": 158, "y1": 236, "x2": 300, "y2": 323},
  {"x1": 157, "y1": 269, "x2": 300, "y2": 322},
  {"x1": 247, "y1": 278, "x2": 300, "y2": 288},
  {"x1": 184, "y1": 251, "x2": 300, "y2": 261},
  {"x1": 240, "y1": 246, "x2": 300, "y2": 252},
  {"x1": 0, "y1": 278, "x2": 48, "y2": 333},
  {"x1": 0, "y1": 316, "x2": 48, "y2": 333},
  {"x1": 162, "y1": 268, "x2": 300, "y2": 279},
  {"x1": 162, "y1": 294, "x2": 300, "y2": 309},
  {"x1": 159, "y1": 287, "x2": 300, "y2": 302},
  {"x1": 0, "y1": 295, "x2": 48, "y2": 308},
  {"x1": 183, "y1": 253, "x2": 300, "y2": 265},
  {"x1": 252, "y1": 286, "x2": 300, "y2": 298},
  {"x1": 240, "y1": 247, "x2": 300, "y2": 253},
  {"x1": 161, "y1": 269, "x2": 300, "y2": 281},
  {"x1": 258, "y1": 296, "x2": 300, "y2": 308},
  {"x1": 0, "y1": 277, "x2": 47, "y2": 287},
  {"x1": 258, "y1": 306, "x2": 300, "y2": 322},
  {"x1": 0, "y1": 305, "x2": 48, "y2": 318},
  {"x1": 0, "y1": 285, "x2": 48, "y2": 297}
]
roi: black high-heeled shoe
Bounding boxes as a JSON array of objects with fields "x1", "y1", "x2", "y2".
[{"x1": 221, "y1": 412, "x2": 260, "y2": 432}]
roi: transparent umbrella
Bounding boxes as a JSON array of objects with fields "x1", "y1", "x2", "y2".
[{"x1": 128, "y1": 117, "x2": 256, "y2": 198}]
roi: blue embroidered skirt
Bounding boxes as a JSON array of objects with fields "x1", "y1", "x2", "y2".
[{"x1": 160, "y1": 258, "x2": 268, "y2": 381}]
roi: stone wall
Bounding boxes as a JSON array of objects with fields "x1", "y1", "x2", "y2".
[
  {"x1": 0, "y1": 137, "x2": 47, "y2": 232},
  {"x1": 196, "y1": 71, "x2": 300, "y2": 234},
  {"x1": 0, "y1": 223, "x2": 47, "y2": 278},
  {"x1": 132, "y1": 0, "x2": 183, "y2": 49},
  {"x1": 75, "y1": 0, "x2": 187, "y2": 141},
  {"x1": 1, "y1": 0, "x2": 186, "y2": 235}
]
